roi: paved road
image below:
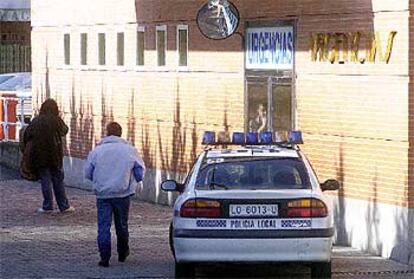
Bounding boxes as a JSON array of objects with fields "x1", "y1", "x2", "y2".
[
  {"x1": 0, "y1": 177, "x2": 413, "y2": 278},
  {"x1": 0, "y1": 165, "x2": 20, "y2": 181}
]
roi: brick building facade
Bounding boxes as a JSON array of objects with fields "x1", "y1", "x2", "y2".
[
  {"x1": 31, "y1": 0, "x2": 413, "y2": 264},
  {"x1": 0, "y1": 0, "x2": 31, "y2": 73}
]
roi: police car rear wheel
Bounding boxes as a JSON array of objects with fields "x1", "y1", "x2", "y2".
[
  {"x1": 311, "y1": 261, "x2": 331, "y2": 278},
  {"x1": 175, "y1": 262, "x2": 195, "y2": 278},
  {"x1": 169, "y1": 222, "x2": 175, "y2": 258}
]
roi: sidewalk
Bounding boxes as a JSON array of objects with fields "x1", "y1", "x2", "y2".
[{"x1": 0, "y1": 176, "x2": 413, "y2": 278}]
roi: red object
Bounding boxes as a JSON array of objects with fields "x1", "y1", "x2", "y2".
[
  {"x1": 0, "y1": 92, "x2": 18, "y2": 140},
  {"x1": 180, "y1": 199, "x2": 222, "y2": 218},
  {"x1": 287, "y1": 207, "x2": 328, "y2": 218}
]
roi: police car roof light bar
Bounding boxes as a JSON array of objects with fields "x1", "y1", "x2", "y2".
[
  {"x1": 202, "y1": 130, "x2": 304, "y2": 147},
  {"x1": 288, "y1": 130, "x2": 303, "y2": 145},
  {"x1": 246, "y1": 132, "x2": 259, "y2": 144},
  {"x1": 260, "y1": 131, "x2": 273, "y2": 143},
  {"x1": 202, "y1": 131, "x2": 216, "y2": 144},
  {"x1": 232, "y1": 132, "x2": 245, "y2": 144}
]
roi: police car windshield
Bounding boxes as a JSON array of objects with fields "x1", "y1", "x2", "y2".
[{"x1": 196, "y1": 157, "x2": 311, "y2": 190}]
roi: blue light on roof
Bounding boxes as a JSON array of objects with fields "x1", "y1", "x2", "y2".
[
  {"x1": 288, "y1": 130, "x2": 303, "y2": 144},
  {"x1": 260, "y1": 131, "x2": 273, "y2": 143},
  {"x1": 246, "y1": 132, "x2": 258, "y2": 144},
  {"x1": 202, "y1": 130, "x2": 303, "y2": 146},
  {"x1": 202, "y1": 131, "x2": 216, "y2": 144},
  {"x1": 232, "y1": 132, "x2": 245, "y2": 144}
]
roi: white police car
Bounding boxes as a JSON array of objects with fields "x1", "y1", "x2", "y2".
[{"x1": 161, "y1": 131, "x2": 339, "y2": 278}]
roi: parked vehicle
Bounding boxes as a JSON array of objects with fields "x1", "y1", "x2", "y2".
[
  {"x1": 0, "y1": 72, "x2": 31, "y2": 90},
  {"x1": 0, "y1": 72, "x2": 32, "y2": 123},
  {"x1": 0, "y1": 73, "x2": 17, "y2": 85},
  {"x1": 162, "y1": 131, "x2": 339, "y2": 278}
]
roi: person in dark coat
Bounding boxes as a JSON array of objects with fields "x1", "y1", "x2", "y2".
[{"x1": 24, "y1": 98, "x2": 74, "y2": 213}]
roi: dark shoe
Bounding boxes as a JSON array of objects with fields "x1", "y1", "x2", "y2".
[
  {"x1": 118, "y1": 250, "x2": 130, "y2": 262},
  {"x1": 98, "y1": 260, "x2": 109, "y2": 267}
]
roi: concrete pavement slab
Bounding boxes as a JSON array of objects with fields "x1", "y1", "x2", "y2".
[{"x1": 0, "y1": 178, "x2": 413, "y2": 278}]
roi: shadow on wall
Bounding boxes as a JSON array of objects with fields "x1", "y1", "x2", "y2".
[
  {"x1": 100, "y1": 80, "x2": 114, "y2": 138},
  {"x1": 408, "y1": 1, "x2": 414, "y2": 265},
  {"x1": 138, "y1": 80, "x2": 199, "y2": 206},
  {"x1": 127, "y1": 90, "x2": 136, "y2": 145},
  {"x1": 333, "y1": 139, "x2": 411, "y2": 263},
  {"x1": 35, "y1": 49, "x2": 51, "y2": 115},
  {"x1": 67, "y1": 77, "x2": 95, "y2": 160},
  {"x1": 365, "y1": 168, "x2": 382, "y2": 254},
  {"x1": 61, "y1": 77, "x2": 118, "y2": 189},
  {"x1": 334, "y1": 142, "x2": 348, "y2": 245}
]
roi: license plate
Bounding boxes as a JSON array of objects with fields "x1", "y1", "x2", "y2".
[{"x1": 229, "y1": 204, "x2": 278, "y2": 217}]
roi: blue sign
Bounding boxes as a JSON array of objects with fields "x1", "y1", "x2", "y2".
[{"x1": 246, "y1": 26, "x2": 294, "y2": 69}]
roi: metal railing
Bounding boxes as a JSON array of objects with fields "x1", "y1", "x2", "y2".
[{"x1": 0, "y1": 95, "x2": 32, "y2": 142}]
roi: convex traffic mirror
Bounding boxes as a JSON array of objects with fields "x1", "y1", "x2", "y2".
[{"x1": 197, "y1": 0, "x2": 240, "y2": 40}]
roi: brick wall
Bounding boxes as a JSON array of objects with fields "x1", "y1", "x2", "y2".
[
  {"x1": 296, "y1": 4, "x2": 411, "y2": 208},
  {"x1": 0, "y1": 22, "x2": 31, "y2": 44},
  {"x1": 31, "y1": 0, "x2": 412, "y2": 209},
  {"x1": 408, "y1": 0, "x2": 414, "y2": 208}
]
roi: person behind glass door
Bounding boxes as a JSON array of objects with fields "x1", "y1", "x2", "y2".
[{"x1": 249, "y1": 103, "x2": 267, "y2": 133}]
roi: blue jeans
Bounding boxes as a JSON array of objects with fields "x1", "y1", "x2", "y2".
[
  {"x1": 39, "y1": 167, "x2": 70, "y2": 211},
  {"x1": 97, "y1": 196, "x2": 131, "y2": 261}
]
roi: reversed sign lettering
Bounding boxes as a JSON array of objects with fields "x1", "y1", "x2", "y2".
[
  {"x1": 0, "y1": 9, "x2": 30, "y2": 22},
  {"x1": 310, "y1": 31, "x2": 397, "y2": 64},
  {"x1": 246, "y1": 26, "x2": 294, "y2": 70}
]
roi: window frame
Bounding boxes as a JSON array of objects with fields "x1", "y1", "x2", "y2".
[
  {"x1": 156, "y1": 25, "x2": 167, "y2": 67},
  {"x1": 63, "y1": 33, "x2": 71, "y2": 66},
  {"x1": 98, "y1": 32, "x2": 106, "y2": 66},
  {"x1": 116, "y1": 32, "x2": 125, "y2": 67},
  {"x1": 80, "y1": 33, "x2": 88, "y2": 66},
  {"x1": 177, "y1": 24, "x2": 188, "y2": 69},
  {"x1": 136, "y1": 26, "x2": 145, "y2": 67}
]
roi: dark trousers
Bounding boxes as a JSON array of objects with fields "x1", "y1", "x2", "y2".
[
  {"x1": 39, "y1": 167, "x2": 70, "y2": 211},
  {"x1": 97, "y1": 196, "x2": 131, "y2": 261}
]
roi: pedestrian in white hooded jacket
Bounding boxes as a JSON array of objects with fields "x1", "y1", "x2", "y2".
[{"x1": 84, "y1": 122, "x2": 145, "y2": 267}]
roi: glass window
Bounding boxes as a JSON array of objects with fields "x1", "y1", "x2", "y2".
[
  {"x1": 98, "y1": 33, "x2": 106, "y2": 65},
  {"x1": 247, "y1": 82, "x2": 268, "y2": 133},
  {"x1": 137, "y1": 31, "x2": 145, "y2": 66},
  {"x1": 117, "y1": 32, "x2": 125, "y2": 66},
  {"x1": 156, "y1": 27, "x2": 166, "y2": 66},
  {"x1": 64, "y1": 34, "x2": 70, "y2": 65},
  {"x1": 246, "y1": 76, "x2": 293, "y2": 134},
  {"x1": 272, "y1": 84, "x2": 292, "y2": 132},
  {"x1": 178, "y1": 26, "x2": 188, "y2": 66},
  {"x1": 196, "y1": 158, "x2": 310, "y2": 190},
  {"x1": 80, "y1": 33, "x2": 88, "y2": 65}
]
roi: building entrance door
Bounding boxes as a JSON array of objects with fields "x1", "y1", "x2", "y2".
[
  {"x1": 246, "y1": 74, "x2": 293, "y2": 134},
  {"x1": 244, "y1": 23, "x2": 295, "y2": 135}
]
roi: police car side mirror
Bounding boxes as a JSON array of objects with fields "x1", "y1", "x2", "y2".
[
  {"x1": 320, "y1": 179, "x2": 340, "y2": 192},
  {"x1": 161, "y1": 180, "x2": 184, "y2": 193}
]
